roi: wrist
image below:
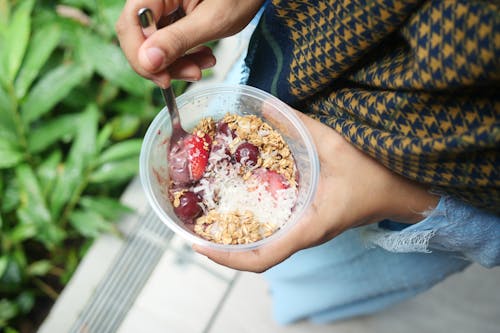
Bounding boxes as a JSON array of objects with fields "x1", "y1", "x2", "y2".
[{"x1": 381, "y1": 174, "x2": 440, "y2": 224}]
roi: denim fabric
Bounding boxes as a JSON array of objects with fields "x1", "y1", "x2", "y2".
[
  {"x1": 262, "y1": 227, "x2": 471, "y2": 324},
  {"x1": 366, "y1": 196, "x2": 500, "y2": 268},
  {"x1": 262, "y1": 196, "x2": 499, "y2": 324}
]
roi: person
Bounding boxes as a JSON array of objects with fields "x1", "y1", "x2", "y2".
[{"x1": 116, "y1": 0, "x2": 500, "y2": 324}]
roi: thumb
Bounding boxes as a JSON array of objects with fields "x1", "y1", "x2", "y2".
[{"x1": 138, "y1": 4, "x2": 225, "y2": 74}]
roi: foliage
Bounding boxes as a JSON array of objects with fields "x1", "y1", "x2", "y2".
[{"x1": 0, "y1": 0, "x2": 191, "y2": 331}]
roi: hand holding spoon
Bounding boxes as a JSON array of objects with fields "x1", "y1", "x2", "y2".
[
  {"x1": 138, "y1": 7, "x2": 206, "y2": 184},
  {"x1": 138, "y1": 7, "x2": 188, "y2": 147}
]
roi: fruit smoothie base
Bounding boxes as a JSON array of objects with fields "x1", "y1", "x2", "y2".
[{"x1": 167, "y1": 113, "x2": 299, "y2": 245}]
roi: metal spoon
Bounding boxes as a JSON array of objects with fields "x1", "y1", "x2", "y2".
[{"x1": 138, "y1": 7, "x2": 188, "y2": 147}]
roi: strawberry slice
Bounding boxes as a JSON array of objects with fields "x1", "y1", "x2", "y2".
[
  {"x1": 169, "y1": 132, "x2": 212, "y2": 184},
  {"x1": 252, "y1": 168, "x2": 290, "y2": 198},
  {"x1": 185, "y1": 132, "x2": 212, "y2": 181}
]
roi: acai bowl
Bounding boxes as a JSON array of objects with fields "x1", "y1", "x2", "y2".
[{"x1": 139, "y1": 84, "x2": 319, "y2": 251}]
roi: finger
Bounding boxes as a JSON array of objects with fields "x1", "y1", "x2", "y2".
[
  {"x1": 138, "y1": 2, "x2": 225, "y2": 73},
  {"x1": 116, "y1": 1, "x2": 179, "y2": 78},
  {"x1": 149, "y1": 47, "x2": 215, "y2": 86},
  {"x1": 168, "y1": 48, "x2": 216, "y2": 80}
]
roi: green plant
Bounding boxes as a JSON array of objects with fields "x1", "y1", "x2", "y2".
[{"x1": 0, "y1": 1, "x2": 190, "y2": 331}]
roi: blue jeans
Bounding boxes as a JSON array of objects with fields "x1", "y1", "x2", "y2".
[{"x1": 263, "y1": 196, "x2": 500, "y2": 324}]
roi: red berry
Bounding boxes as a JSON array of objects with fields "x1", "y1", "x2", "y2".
[
  {"x1": 216, "y1": 121, "x2": 235, "y2": 138},
  {"x1": 185, "y1": 133, "x2": 212, "y2": 181},
  {"x1": 173, "y1": 191, "x2": 203, "y2": 223},
  {"x1": 252, "y1": 168, "x2": 290, "y2": 198},
  {"x1": 234, "y1": 142, "x2": 259, "y2": 166}
]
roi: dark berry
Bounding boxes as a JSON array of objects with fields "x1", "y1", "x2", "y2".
[
  {"x1": 234, "y1": 142, "x2": 259, "y2": 166},
  {"x1": 173, "y1": 191, "x2": 203, "y2": 223},
  {"x1": 216, "y1": 121, "x2": 235, "y2": 138}
]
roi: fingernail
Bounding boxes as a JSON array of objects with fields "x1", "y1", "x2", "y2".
[
  {"x1": 145, "y1": 47, "x2": 165, "y2": 69},
  {"x1": 177, "y1": 66, "x2": 201, "y2": 82},
  {"x1": 199, "y1": 57, "x2": 216, "y2": 70}
]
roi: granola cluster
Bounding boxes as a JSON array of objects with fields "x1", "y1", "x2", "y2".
[{"x1": 194, "y1": 210, "x2": 277, "y2": 245}]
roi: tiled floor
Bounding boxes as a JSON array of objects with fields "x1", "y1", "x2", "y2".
[{"x1": 38, "y1": 20, "x2": 500, "y2": 333}]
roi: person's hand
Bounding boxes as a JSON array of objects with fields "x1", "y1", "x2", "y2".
[
  {"x1": 116, "y1": 0, "x2": 265, "y2": 88},
  {"x1": 193, "y1": 110, "x2": 439, "y2": 272}
]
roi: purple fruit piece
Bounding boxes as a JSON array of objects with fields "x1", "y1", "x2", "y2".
[
  {"x1": 216, "y1": 121, "x2": 235, "y2": 138},
  {"x1": 168, "y1": 140, "x2": 191, "y2": 184},
  {"x1": 234, "y1": 142, "x2": 259, "y2": 167},
  {"x1": 173, "y1": 191, "x2": 203, "y2": 223}
]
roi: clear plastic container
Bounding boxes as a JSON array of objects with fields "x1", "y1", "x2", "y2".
[{"x1": 140, "y1": 84, "x2": 319, "y2": 251}]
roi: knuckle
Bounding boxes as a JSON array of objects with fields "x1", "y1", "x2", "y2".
[{"x1": 167, "y1": 25, "x2": 190, "y2": 56}]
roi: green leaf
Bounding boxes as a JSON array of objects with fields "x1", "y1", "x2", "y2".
[
  {"x1": 69, "y1": 209, "x2": 112, "y2": 238},
  {"x1": 0, "y1": 138, "x2": 23, "y2": 169},
  {"x1": 80, "y1": 196, "x2": 133, "y2": 221},
  {"x1": 61, "y1": 0, "x2": 97, "y2": 11},
  {"x1": 111, "y1": 115, "x2": 141, "y2": 140},
  {"x1": 63, "y1": 104, "x2": 99, "y2": 164},
  {"x1": 36, "y1": 150, "x2": 62, "y2": 197},
  {"x1": 96, "y1": 0, "x2": 123, "y2": 34},
  {"x1": 171, "y1": 80, "x2": 189, "y2": 96},
  {"x1": 60, "y1": 248, "x2": 78, "y2": 285},
  {"x1": 20, "y1": 63, "x2": 88, "y2": 125},
  {"x1": 39, "y1": 225, "x2": 66, "y2": 249},
  {"x1": 27, "y1": 260, "x2": 52, "y2": 277},
  {"x1": 78, "y1": 31, "x2": 150, "y2": 96},
  {"x1": 15, "y1": 23, "x2": 62, "y2": 99},
  {"x1": 0, "y1": 87, "x2": 17, "y2": 142},
  {"x1": 0, "y1": 255, "x2": 23, "y2": 293},
  {"x1": 28, "y1": 113, "x2": 79, "y2": 153},
  {"x1": 5, "y1": 327, "x2": 20, "y2": 333},
  {"x1": 50, "y1": 104, "x2": 98, "y2": 218},
  {"x1": 15, "y1": 291, "x2": 34, "y2": 314},
  {"x1": 96, "y1": 123, "x2": 113, "y2": 152},
  {"x1": 15, "y1": 164, "x2": 52, "y2": 226},
  {"x1": 0, "y1": 0, "x2": 11, "y2": 28},
  {"x1": 97, "y1": 139, "x2": 142, "y2": 165},
  {"x1": 96, "y1": 80, "x2": 119, "y2": 107},
  {"x1": 110, "y1": 95, "x2": 157, "y2": 118},
  {"x1": 89, "y1": 156, "x2": 139, "y2": 184},
  {"x1": 2, "y1": 175, "x2": 19, "y2": 213},
  {"x1": 0, "y1": 7, "x2": 8, "y2": 88},
  {"x1": 9, "y1": 223, "x2": 37, "y2": 244},
  {"x1": 15, "y1": 164, "x2": 63, "y2": 248},
  {"x1": 0, "y1": 299, "x2": 18, "y2": 324},
  {"x1": 4, "y1": 0, "x2": 35, "y2": 82},
  {"x1": 0, "y1": 256, "x2": 8, "y2": 277},
  {"x1": 0, "y1": 86, "x2": 12, "y2": 115}
]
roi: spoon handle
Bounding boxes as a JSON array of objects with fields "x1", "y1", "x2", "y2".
[
  {"x1": 161, "y1": 85, "x2": 184, "y2": 142},
  {"x1": 137, "y1": 7, "x2": 187, "y2": 143}
]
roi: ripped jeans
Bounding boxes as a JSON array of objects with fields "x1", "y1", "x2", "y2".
[{"x1": 263, "y1": 196, "x2": 500, "y2": 324}]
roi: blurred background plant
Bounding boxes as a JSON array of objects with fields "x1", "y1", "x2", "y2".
[{"x1": 0, "y1": 1, "x2": 199, "y2": 331}]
